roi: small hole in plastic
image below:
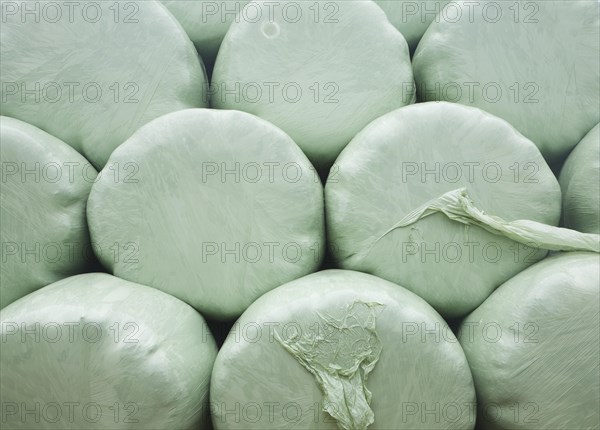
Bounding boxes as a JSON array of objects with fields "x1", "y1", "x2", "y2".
[{"x1": 261, "y1": 21, "x2": 280, "y2": 39}]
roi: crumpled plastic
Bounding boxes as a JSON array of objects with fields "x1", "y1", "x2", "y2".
[
  {"x1": 378, "y1": 187, "x2": 600, "y2": 253},
  {"x1": 275, "y1": 301, "x2": 383, "y2": 430},
  {"x1": 210, "y1": 269, "x2": 476, "y2": 429},
  {"x1": 326, "y1": 102, "x2": 564, "y2": 317}
]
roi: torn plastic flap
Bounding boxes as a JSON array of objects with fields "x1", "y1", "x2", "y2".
[
  {"x1": 275, "y1": 301, "x2": 384, "y2": 430},
  {"x1": 377, "y1": 188, "x2": 600, "y2": 253}
]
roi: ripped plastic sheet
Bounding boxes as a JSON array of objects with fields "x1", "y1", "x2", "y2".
[
  {"x1": 325, "y1": 102, "x2": 564, "y2": 317},
  {"x1": 276, "y1": 301, "x2": 383, "y2": 430},
  {"x1": 376, "y1": 188, "x2": 599, "y2": 253},
  {"x1": 210, "y1": 270, "x2": 476, "y2": 429}
]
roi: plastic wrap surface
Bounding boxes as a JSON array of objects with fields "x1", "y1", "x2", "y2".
[
  {"x1": 161, "y1": 0, "x2": 250, "y2": 71},
  {"x1": 459, "y1": 252, "x2": 600, "y2": 429},
  {"x1": 211, "y1": 270, "x2": 476, "y2": 429},
  {"x1": 0, "y1": 273, "x2": 218, "y2": 429},
  {"x1": 412, "y1": 0, "x2": 600, "y2": 164},
  {"x1": 0, "y1": 0, "x2": 208, "y2": 168},
  {"x1": 0, "y1": 116, "x2": 96, "y2": 309},
  {"x1": 559, "y1": 123, "x2": 600, "y2": 234},
  {"x1": 212, "y1": 0, "x2": 414, "y2": 171},
  {"x1": 374, "y1": 1, "x2": 450, "y2": 51},
  {"x1": 326, "y1": 102, "x2": 563, "y2": 317},
  {"x1": 87, "y1": 108, "x2": 325, "y2": 320}
]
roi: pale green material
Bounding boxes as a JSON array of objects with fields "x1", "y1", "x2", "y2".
[
  {"x1": 459, "y1": 252, "x2": 600, "y2": 429},
  {"x1": 211, "y1": 270, "x2": 476, "y2": 429},
  {"x1": 374, "y1": 1, "x2": 450, "y2": 51},
  {"x1": 212, "y1": 0, "x2": 414, "y2": 171},
  {"x1": 0, "y1": 273, "x2": 217, "y2": 429},
  {"x1": 380, "y1": 187, "x2": 600, "y2": 252},
  {"x1": 559, "y1": 124, "x2": 600, "y2": 234},
  {"x1": 326, "y1": 102, "x2": 561, "y2": 317},
  {"x1": 88, "y1": 109, "x2": 324, "y2": 320},
  {"x1": 275, "y1": 301, "x2": 383, "y2": 430},
  {"x1": 161, "y1": 0, "x2": 249, "y2": 69},
  {"x1": 0, "y1": 116, "x2": 96, "y2": 309},
  {"x1": 413, "y1": 0, "x2": 600, "y2": 164},
  {"x1": 0, "y1": 0, "x2": 207, "y2": 169}
]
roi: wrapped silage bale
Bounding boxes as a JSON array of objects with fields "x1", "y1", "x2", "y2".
[
  {"x1": 211, "y1": 0, "x2": 414, "y2": 172},
  {"x1": 87, "y1": 109, "x2": 324, "y2": 320},
  {"x1": 161, "y1": 0, "x2": 249, "y2": 73},
  {"x1": 459, "y1": 252, "x2": 600, "y2": 429},
  {"x1": 0, "y1": 116, "x2": 96, "y2": 309},
  {"x1": 0, "y1": 0, "x2": 208, "y2": 169},
  {"x1": 211, "y1": 270, "x2": 477, "y2": 430},
  {"x1": 412, "y1": 0, "x2": 600, "y2": 165},
  {"x1": 326, "y1": 102, "x2": 599, "y2": 317},
  {"x1": 559, "y1": 123, "x2": 600, "y2": 234},
  {"x1": 0, "y1": 273, "x2": 217, "y2": 429},
  {"x1": 373, "y1": 0, "x2": 450, "y2": 52}
]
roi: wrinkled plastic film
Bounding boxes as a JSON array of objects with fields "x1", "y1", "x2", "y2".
[
  {"x1": 275, "y1": 301, "x2": 384, "y2": 430},
  {"x1": 377, "y1": 188, "x2": 599, "y2": 253}
]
